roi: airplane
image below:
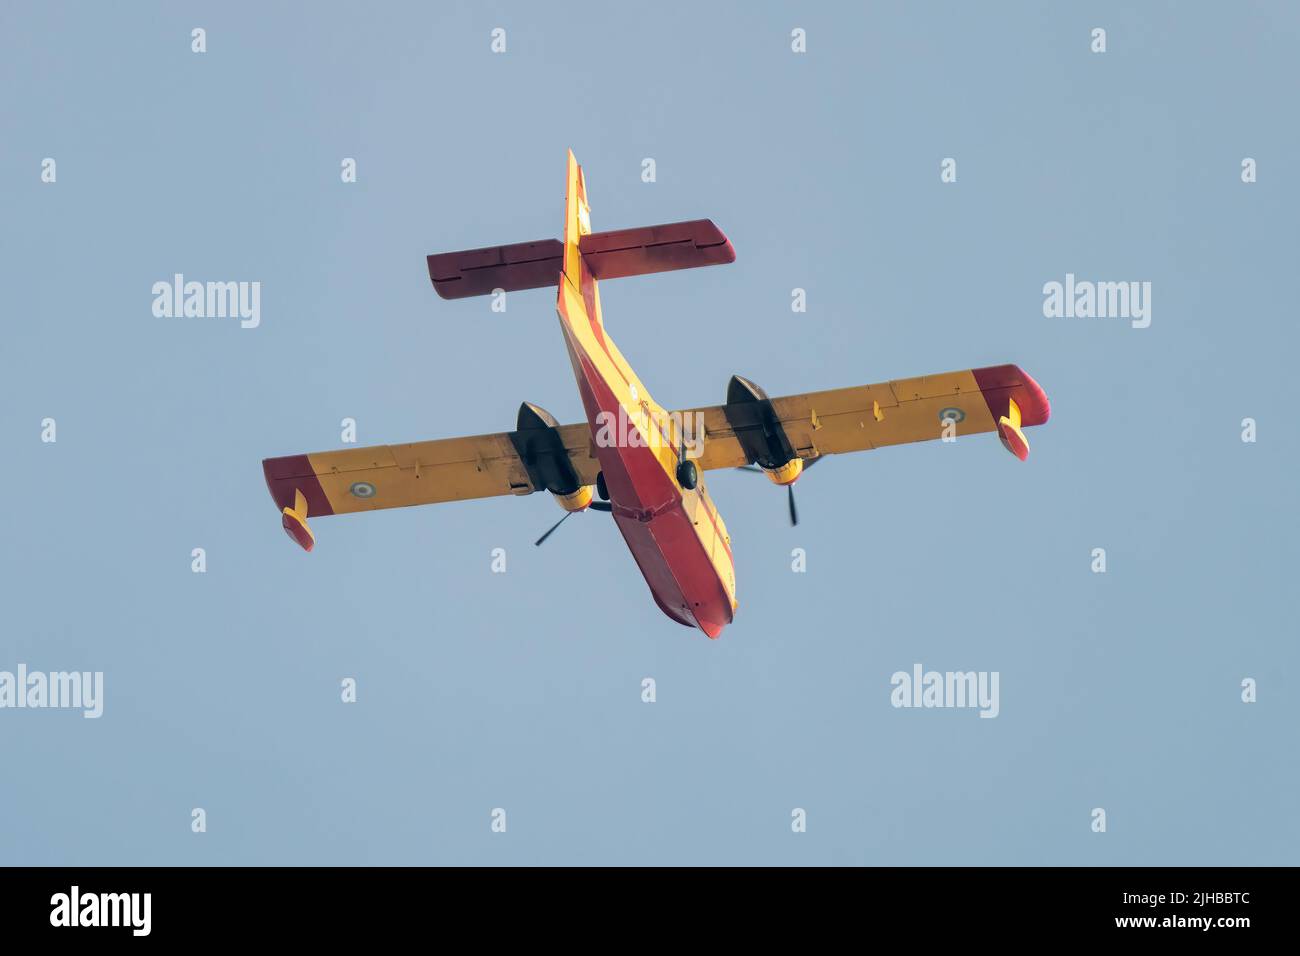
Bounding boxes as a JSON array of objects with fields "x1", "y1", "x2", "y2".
[{"x1": 262, "y1": 150, "x2": 1050, "y2": 639}]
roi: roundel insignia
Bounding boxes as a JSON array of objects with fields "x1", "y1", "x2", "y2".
[
  {"x1": 350, "y1": 481, "x2": 376, "y2": 499},
  {"x1": 939, "y1": 407, "x2": 966, "y2": 424}
]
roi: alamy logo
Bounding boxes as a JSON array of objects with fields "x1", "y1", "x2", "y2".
[
  {"x1": 50, "y1": 886, "x2": 150, "y2": 936},
  {"x1": 152, "y1": 273, "x2": 261, "y2": 328},
  {"x1": 1042, "y1": 273, "x2": 1151, "y2": 328},
  {"x1": 890, "y1": 663, "x2": 999, "y2": 718},
  {"x1": 0, "y1": 665, "x2": 103, "y2": 718},
  {"x1": 594, "y1": 407, "x2": 705, "y2": 458}
]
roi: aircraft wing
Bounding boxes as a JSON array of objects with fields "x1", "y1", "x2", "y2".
[
  {"x1": 263, "y1": 422, "x2": 599, "y2": 550},
  {"x1": 686, "y1": 364, "x2": 1050, "y2": 470},
  {"x1": 264, "y1": 365, "x2": 1047, "y2": 550}
]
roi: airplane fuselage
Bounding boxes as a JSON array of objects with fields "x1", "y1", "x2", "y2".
[{"x1": 554, "y1": 158, "x2": 736, "y2": 637}]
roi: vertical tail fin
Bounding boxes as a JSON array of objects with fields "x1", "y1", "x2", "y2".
[
  {"x1": 561, "y1": 149, "x2": 594, "y2": 291},
  {"x1": 560, "y1": 149, "x2": 603, "y2": 330}
]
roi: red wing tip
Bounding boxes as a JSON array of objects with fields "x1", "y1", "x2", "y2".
[
  {"x1": 262, "y1": 458, "x2": 286, "y2": 509},
  {"x1": 1014, "y1": 366, "x2": 1051, "y2": 426},
  {"x1": 972, "y1": 364, "x2": 1051, "y2": 427},
  {"x1": 262, "y1": 456, "x2": 304, "y2": 511},
  {"x1": 262, "y1": 455, "x2": 334, "y2": 518}
]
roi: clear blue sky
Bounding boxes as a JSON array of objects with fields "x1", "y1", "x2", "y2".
[{"x1": 2, "y1": 0, "x2": 1296, "y2": 865}]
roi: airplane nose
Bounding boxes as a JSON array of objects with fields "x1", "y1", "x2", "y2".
[{"x1": 692, "y1": 600, "x2": 732, "y2": 639}]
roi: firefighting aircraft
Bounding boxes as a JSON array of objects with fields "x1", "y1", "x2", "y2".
[{"x1": 262, "y1": 151, "x2": 1049, "y2": 638}]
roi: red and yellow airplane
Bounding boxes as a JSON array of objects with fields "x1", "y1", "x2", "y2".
[{"x1": 263, "y1": 151, "x2": 1049, "y2": 638}]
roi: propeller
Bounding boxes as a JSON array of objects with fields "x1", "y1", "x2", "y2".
[
  {"x1": 534, "y1": 500, "x2": 612, "y2": 547},
  {"x1": 736, "y1": 457, "x2": 822, "y2": 527}
]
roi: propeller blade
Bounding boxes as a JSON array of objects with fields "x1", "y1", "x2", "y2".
[
  {"x1": 534, "y1": 510, "x2": 573, "y2": 547},
  {"x1": 737, "y1": 459, "x2": 820, "y2": 526},
  {"x1": 589, "y1": 501, "x2": 613, "y2": 512}
]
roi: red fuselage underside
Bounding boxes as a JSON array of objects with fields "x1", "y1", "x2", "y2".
[{"x1": 561, "y1": 327, "x2": 733, "y2": 639}]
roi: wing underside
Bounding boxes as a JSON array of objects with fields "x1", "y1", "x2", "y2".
[
  {"x1": 263, "y1": 423, "x2": 599, "y2": 543},
  {"x1": 686, "y1": 364, "x2": 1051, "y2": 471},
  {"x1": 262, "y1": 365, "x2": 1047, "y2": 549}
]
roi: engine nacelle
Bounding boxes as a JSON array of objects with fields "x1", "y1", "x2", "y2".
[
  {"x1": 762, "y1": 458, "x2": 803, "y2": 486},
  {"x1": 553, "y1": 485, "x2": 595, "y2": 512},
  {"x1": 725, "y1": 374, "x2": 805, "y2": 483},
  {"x1": 511, "y1": 402, "x2": 596, "y2": 508}
]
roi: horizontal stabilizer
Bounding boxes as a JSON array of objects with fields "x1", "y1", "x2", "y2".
[
  {"x1": 578, "y1": 219, "x2": 735, "y2": 279},
  {"x1": 427, "y1": 239, "x2": 563, "y2": 300},
  {"x1": 427, "y1": 219, "x2": 734, "y2": 299}
]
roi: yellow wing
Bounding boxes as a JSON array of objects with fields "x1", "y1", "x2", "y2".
[
  {"x1": 264, "y1": 366, "x2": 1048, "y2": 550},
  {"x1": 263, "y1": 414, "x2": 599, "y2": 550},
  {"x1": 686, "y1": 364, "x2": 1050, "y2": 471}
]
